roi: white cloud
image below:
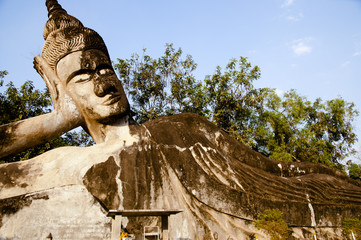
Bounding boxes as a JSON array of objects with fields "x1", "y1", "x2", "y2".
[
  {"x1": 282, "y1": 0, "x2": 294, "y2": 8},
  {"x1": 291, "y1": 38, "x2": 312, "y2": 56},
  {"x1": 353, "y1": 51, "x2": 361, "y2": 56},
  {"x1": 286, "y1": 12, "x2": 303, "y2": 21},
  {"x1": 341, "y1": 61, "x2": 351, "y2": 67},
  {"x1": 292, "y1": 43, "x2": 311, "y2": 55},
  {"x1": 286, "y1": 15, "x2": 298, "y2": 21}
]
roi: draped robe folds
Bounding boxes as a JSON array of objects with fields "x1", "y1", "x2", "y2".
[{"x1": 1, "y1": 113, "x2": 361, "y2": 239}]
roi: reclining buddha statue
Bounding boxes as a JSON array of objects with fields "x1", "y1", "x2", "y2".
[{"x1": 1, "y1": 1, "x2": 360, "y2": 239}]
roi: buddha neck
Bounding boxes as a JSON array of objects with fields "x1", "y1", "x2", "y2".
[{"x1": 85, "y1": 114, "x2": 134, "y2": 144}]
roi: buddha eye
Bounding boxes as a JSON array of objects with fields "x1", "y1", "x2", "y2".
[
  {"x1": 72, "y1": 73, "x2": 92, "y2": 83},
  {"x1": 99, "y1": 68, "x2": 114, "y2": 75}
]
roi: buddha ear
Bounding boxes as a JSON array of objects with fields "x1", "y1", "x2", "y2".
[
  {"x1": 34, "y1": 55, "x2": 84, "y2": 125},
  {"x1": 34, "y1": 55, "x2": 60, "y2": 103}
]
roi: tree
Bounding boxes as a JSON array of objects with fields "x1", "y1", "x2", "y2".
[
  {"x1": 0, "y1": 70, "x2": 8, "y2": 86},
  {"x1": 252, "y1": 90, "x2": 358, "y2": 168},
  {"x1": 204, "y1": 57, "x2": 261, "y2": 146},
  {"x1": 346, "y1": 161, "x2": 361, "y2": 181},
  {"x1": 115, "y1": 43, "x2": 208, "y2": 123},
  {"x1": 0, "y1": 80, "x2": 51, "y2": 125},
  {"x1": 0, "y1": 71, "x2": 93, "y2": 163},
  {"x1": 114, "y1": 44, "x2": 358, "y2": 168}
]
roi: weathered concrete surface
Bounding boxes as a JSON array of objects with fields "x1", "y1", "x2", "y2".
[
  {"x1": 1, "y1": 113, "x2": 361, "y2": 239},
  {"x1": 0, "y1": 185, "x2": 111, "y2": 239}
]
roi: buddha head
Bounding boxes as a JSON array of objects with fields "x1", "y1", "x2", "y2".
[{"x1": 40, "y1": 0, "x2": 130, "y2": 124}]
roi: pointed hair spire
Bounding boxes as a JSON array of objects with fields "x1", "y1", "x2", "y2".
[
  {"x1": 41, "y1": 0, "x2": 109, "y2": 70},
  {"x1": 46, "y1": 0, "x2": 67, "y2": 18},
  {"x1": 43, "y1": 0, "x2": 83, "y2": 40}
]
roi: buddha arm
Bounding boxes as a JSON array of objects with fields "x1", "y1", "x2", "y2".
[{"x1": 0, "y1": 111, "x2": 82, "y2": 159}]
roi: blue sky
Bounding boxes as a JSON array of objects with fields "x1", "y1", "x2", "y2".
[{"x1": 1, "y1": 0, "x2": 361, "y2": 159}]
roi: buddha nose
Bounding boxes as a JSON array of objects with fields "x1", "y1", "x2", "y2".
[{"x1": 93, "y1": 75, "x2": 118, "y2": 97}]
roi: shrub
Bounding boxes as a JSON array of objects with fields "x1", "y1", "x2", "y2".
[
  {"x1": 343, "y1": 218, "x2": 361, "y2": 239},
  {"x1": 254, "y1": 209, "x2": 289, "y2": 240}
]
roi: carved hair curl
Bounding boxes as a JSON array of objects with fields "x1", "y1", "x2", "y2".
[{"x1": 41, "y1": 0, "x2": 110, "y2": 70}]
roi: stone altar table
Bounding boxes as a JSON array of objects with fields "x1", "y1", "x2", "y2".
[{"x1": 107, "y1": 209, "x2": 183, "y2": 240}]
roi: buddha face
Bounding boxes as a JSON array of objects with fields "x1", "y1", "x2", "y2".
[{"x1": 56, "y1": 49, "x2": 130, "y2": 123}]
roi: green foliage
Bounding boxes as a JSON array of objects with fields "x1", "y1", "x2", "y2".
[
  {"x1": 254, "y1": 209, "x2": 289, "y2": 240},
  {"x1": 0, "y1": 72, "x2": 93, "y2": 163},
  {"x1": 347, "y1": 161, "x2": 361, "y2": 181},
  {"x1": 0, "y1": 70, "x2": 8, "y2": 86},
  {"x1": 252, "y1": 90, "x2": 358, "y2": 168},
  {"x1": 0, "y1": 80, "x2": 52, "y2": 124},
  {"x1": 114, "y1": 44, "x2": 358, "y2": 168},
  {"x1": 204, "y1": 56, "x2": 261, "y2": 146},
  {"x1": 114, "y1": 43, "x2": 208, "y2": 123},
  {"x1": 343, "y1": 218, "x2": 361, "y2": 238}
]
